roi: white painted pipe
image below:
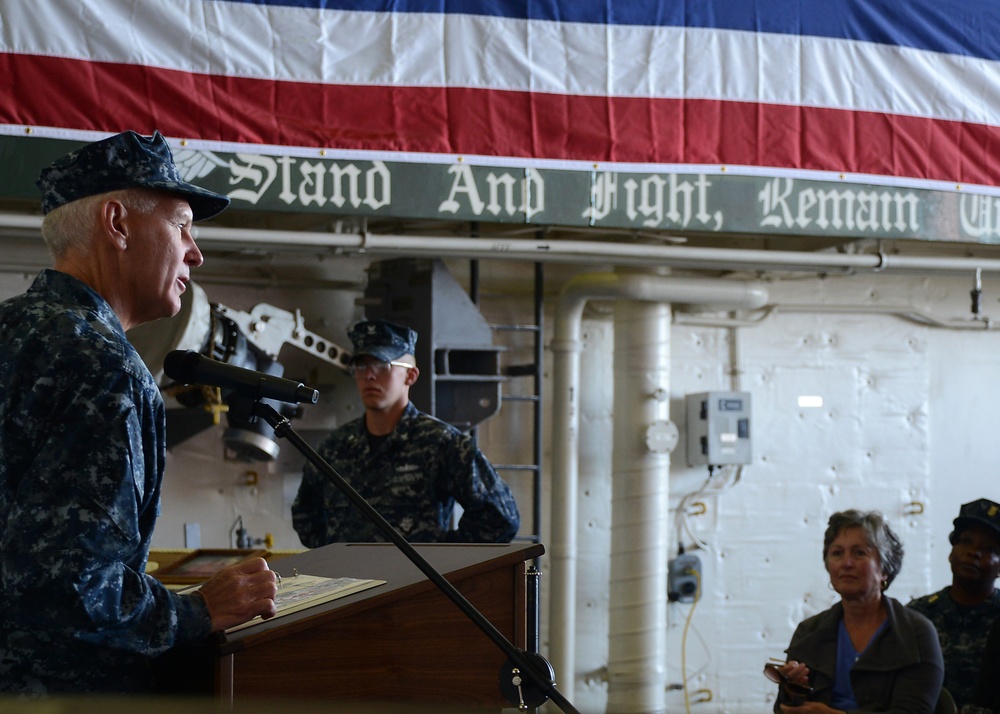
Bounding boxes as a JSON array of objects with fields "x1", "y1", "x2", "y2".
[
  {"x1": 6, "y1": 212, "x2": 1000, "y2": 275},
  {"x1": 607, "y1": 299, "x2": 672, "y2": 713},
  {"x1": 549, "y1": 273, "x2": 768, "y2": 703}
]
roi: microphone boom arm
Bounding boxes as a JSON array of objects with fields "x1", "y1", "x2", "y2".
[{"x1": 252, "y1": 401, "x2": 579, "y2": 714}]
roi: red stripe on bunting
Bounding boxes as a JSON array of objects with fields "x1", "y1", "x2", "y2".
[{"x1": 3, "y1": 54, "x2": 997, "y2": 186}]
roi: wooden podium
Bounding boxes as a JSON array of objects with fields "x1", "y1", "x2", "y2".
[{"x1": 155, "y1": 541, "x2": 544, "y2": 708}]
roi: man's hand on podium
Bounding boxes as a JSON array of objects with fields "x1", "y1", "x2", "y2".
[{"x1": 195, "y1": 557, "x2": 279, "y2": 631}]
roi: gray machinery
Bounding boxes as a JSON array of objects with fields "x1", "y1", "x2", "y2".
[
  {"x1": 128, "y1": 282, "x2": 351, "y2": 461},
  {"x1": 129, "y1": 257, "x2": 504, "y2": 458},
  {"x1": 363, "y1": 258, "x2": 503, "y2": 432}
]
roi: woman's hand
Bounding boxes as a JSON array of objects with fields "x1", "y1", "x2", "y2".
[{"x1": 779, "y1": 660, "x2": 811, "y2": 689}]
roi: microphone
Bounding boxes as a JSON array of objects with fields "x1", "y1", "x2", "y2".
[{"x1": 163, "y1": 350, "x2": 319, "y2": 405}]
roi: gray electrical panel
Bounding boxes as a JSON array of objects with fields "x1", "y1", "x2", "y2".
[{"x1": 685, "y1": 391, "x2": 752, "y2": 466}]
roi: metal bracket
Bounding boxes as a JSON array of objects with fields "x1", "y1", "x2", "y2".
[{"x1": 216, "y1": 303, "x2": 352, "y2": 371}]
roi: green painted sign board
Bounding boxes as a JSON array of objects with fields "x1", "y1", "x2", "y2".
[{"x1": 3, "y1": 134, "x2": 998, "y2": 244}]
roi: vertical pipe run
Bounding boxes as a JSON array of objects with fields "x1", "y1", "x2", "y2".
[
  {"x1": 607, "y1": 300, "x2": 671, "y2": 713},
  {"x1": 527, "y1": 565, "x2": 541, "y2": 653},
  {"x1": 533, "y1": 263, "x2": 545, "y2": 554},
  {"x1": 549, "y1": 273, "x2": 768, "y2": 706}
]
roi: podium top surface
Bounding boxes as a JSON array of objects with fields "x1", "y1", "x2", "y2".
[{"x1": 217, "y1": 540, "x2": 544, "y2": 652}]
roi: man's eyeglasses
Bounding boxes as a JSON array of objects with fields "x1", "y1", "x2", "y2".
[{"x1": 349, "y1": 359, "x2": 414, "y2": 378}]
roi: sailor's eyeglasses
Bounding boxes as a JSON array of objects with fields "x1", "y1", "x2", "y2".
[{"x1": 349, "y1": 359, "x2": 414, "y2": 378}]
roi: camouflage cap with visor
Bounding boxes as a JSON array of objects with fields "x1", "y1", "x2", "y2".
[
  {"x1": 348, "y1": 320, "x2": 418, "y2": 363},
  {"x1": 36, "y1": 130, "x2": 230, "y2": 221},
  {"x1": 949, "y1": 498, "x2": 1000, "y2": 545}
]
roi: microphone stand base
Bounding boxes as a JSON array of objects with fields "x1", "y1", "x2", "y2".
[{"x1": 499, "y1": 651, "x2": 555, "y2": 710}]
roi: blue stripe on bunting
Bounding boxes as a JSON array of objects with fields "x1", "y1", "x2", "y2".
[{"x1": 219, "y1": 0, "x2": 1000, "y2": 59}]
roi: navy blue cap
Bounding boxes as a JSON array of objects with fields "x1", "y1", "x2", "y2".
[
  {"x1": 348, "y1": 320, "x2": 418, "y2": 362},
  {"x1": 36, "y1": 130, "x2": 230, "y2": 221},
  {"x1": 950, "y1": 498, "x2": 1000, "y2": 544}
]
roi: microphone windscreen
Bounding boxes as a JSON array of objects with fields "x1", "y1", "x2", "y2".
[{"x1": 163, "y1": 350, "x2": 200, "y2": 383}]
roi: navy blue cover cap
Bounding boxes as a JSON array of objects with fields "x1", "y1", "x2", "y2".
[
  {"x1": 36, "y1": 130, "x2": 230, "y2": 220},
  {"x1": 348, "y1": 320, "x2": 418, "y2": 362},
  {"x1": 950, "y1": 498, "x2": 1000, "y2": 544}
]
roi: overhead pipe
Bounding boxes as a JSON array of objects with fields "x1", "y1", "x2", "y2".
[
  {"x1": 548, "y1": 273, "x2": 769, "y2": 704},
  {"x1": 5, "y1": 215, "x2": 990, "y2": 332},
  {"x1": 5, "y1": 213, "x2": 1000, "y2": 275},
  {"x1": 674, "y1": 302, "x2": 997, "y2": 330},
  {"x1": 209, "y1": 230, "x2": 1000, "y2": 275}
]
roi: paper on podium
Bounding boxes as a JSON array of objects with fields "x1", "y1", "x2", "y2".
[
  {"x1": 182, "y1": 572, "x2": 385, "y2": 633},
  {"x1": 229, "y1": 572, "x2": 385, "y2": 632}
]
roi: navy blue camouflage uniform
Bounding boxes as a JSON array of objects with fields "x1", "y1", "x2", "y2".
[
  {"x1": 0, "y1": 270, "x2": 212, "y2": 694},
  {"x1": 908, "y1": 586, "x2": 1000, "y2": 708},
  {"x1": 292, "y1": 401, "x2": 520, "y2": 545}
]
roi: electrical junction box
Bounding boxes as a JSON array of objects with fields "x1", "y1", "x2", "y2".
[
  {"x1": 668, "y1": 553, "x2": 702, "y2": 603},
  {"x1": 685, "y1": 391, "x2": 752, "y2": 466}
]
